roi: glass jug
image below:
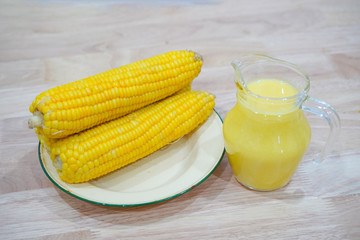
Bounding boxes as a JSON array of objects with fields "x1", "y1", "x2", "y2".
[{"x1": 223, "y1": 54, "x2": 340, "y2": 191}]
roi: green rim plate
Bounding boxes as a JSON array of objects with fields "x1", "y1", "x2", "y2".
[{"x1": 39, "y1": 110, "x2": 225, "y2": 207}]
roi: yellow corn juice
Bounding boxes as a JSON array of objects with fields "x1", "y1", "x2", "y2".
[{"x1": 223, "y1": 78, "x2": 311, "y2": 190}]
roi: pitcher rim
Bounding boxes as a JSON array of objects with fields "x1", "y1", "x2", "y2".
[{"x1": 231, "y1": 54, "x2": 310, "y2": 102}]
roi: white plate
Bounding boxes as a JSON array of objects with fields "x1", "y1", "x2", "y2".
[{"x1": 39, "y1": 110, "x2": 225, "y2": 206}]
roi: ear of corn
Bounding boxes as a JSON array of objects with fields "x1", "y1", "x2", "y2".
[
  {"x1": 36, "y1": 84, "x2": 192, "y2": 148},
  {"x1": 41, "y1": 90, "x2": 215, "y2": 184},
  {"x1": 29, "y1": 50, "x2": 203, "y2": 139}
]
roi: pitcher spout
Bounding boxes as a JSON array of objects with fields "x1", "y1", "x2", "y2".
[
  {"x1": 231, "y1": 54, "x2": 264, "y2": 89},
  {"x1": 231, "y1": 59, "x2": 246, "y2": 89}
]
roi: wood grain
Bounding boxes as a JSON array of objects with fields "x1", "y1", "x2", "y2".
[{"x1": 1, "y1": 0, "x2": 359, "y2": 239}]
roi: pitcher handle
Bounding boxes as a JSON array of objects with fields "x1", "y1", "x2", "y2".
[{"x1": 300, "y1": 96, "x2": 341, "y2": 163}]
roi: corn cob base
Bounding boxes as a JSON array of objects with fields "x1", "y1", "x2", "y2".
[{"x1": 39, "y1": 90, "x2": 215, "y2": 184}]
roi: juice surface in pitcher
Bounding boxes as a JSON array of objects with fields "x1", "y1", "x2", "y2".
[{"x1": 223, "y1": 78, "x2": 311, "y2": 191}]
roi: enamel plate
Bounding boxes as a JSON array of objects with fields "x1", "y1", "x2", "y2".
[{"x1": 39, "y1": 110, "x2": 225, "y2": 206}]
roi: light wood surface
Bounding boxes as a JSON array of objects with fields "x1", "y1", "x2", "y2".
[{"x1": 1, "y1": 0, "x2": 359, "y2": 239}]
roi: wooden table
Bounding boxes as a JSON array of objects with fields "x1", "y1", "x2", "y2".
[{"x1": 1, "y1": 0, "x2": 359, "y2": 239}]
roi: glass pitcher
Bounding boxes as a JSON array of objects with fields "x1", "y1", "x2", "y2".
[{"x1": 223, "y1": 54, "x2": 340, "y2": 191}]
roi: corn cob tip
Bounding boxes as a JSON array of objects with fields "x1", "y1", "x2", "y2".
[
  {"x1": 191, "y1": 50, "x2": 203, "y2": 62},
  {"x1": 28, "y1": 110, "x2": 45, "y2": 129},
  {"x1": 54, "y1": 155, "x2": 63, "y2": 171},
  {"x1": 28, "y1": 115, "x2": 42, "y2": 129}
]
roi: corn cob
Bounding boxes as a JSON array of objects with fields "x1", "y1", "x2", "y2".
[
  {"x1": 41, "y1": 90, "x2": 215, "y2": 183},
  {"x1": 36, "y1": 85, "x2": 192, "y2": 149},
  {"x1": 29, "y1": 50, "x2": 203, "y2": 139}
]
